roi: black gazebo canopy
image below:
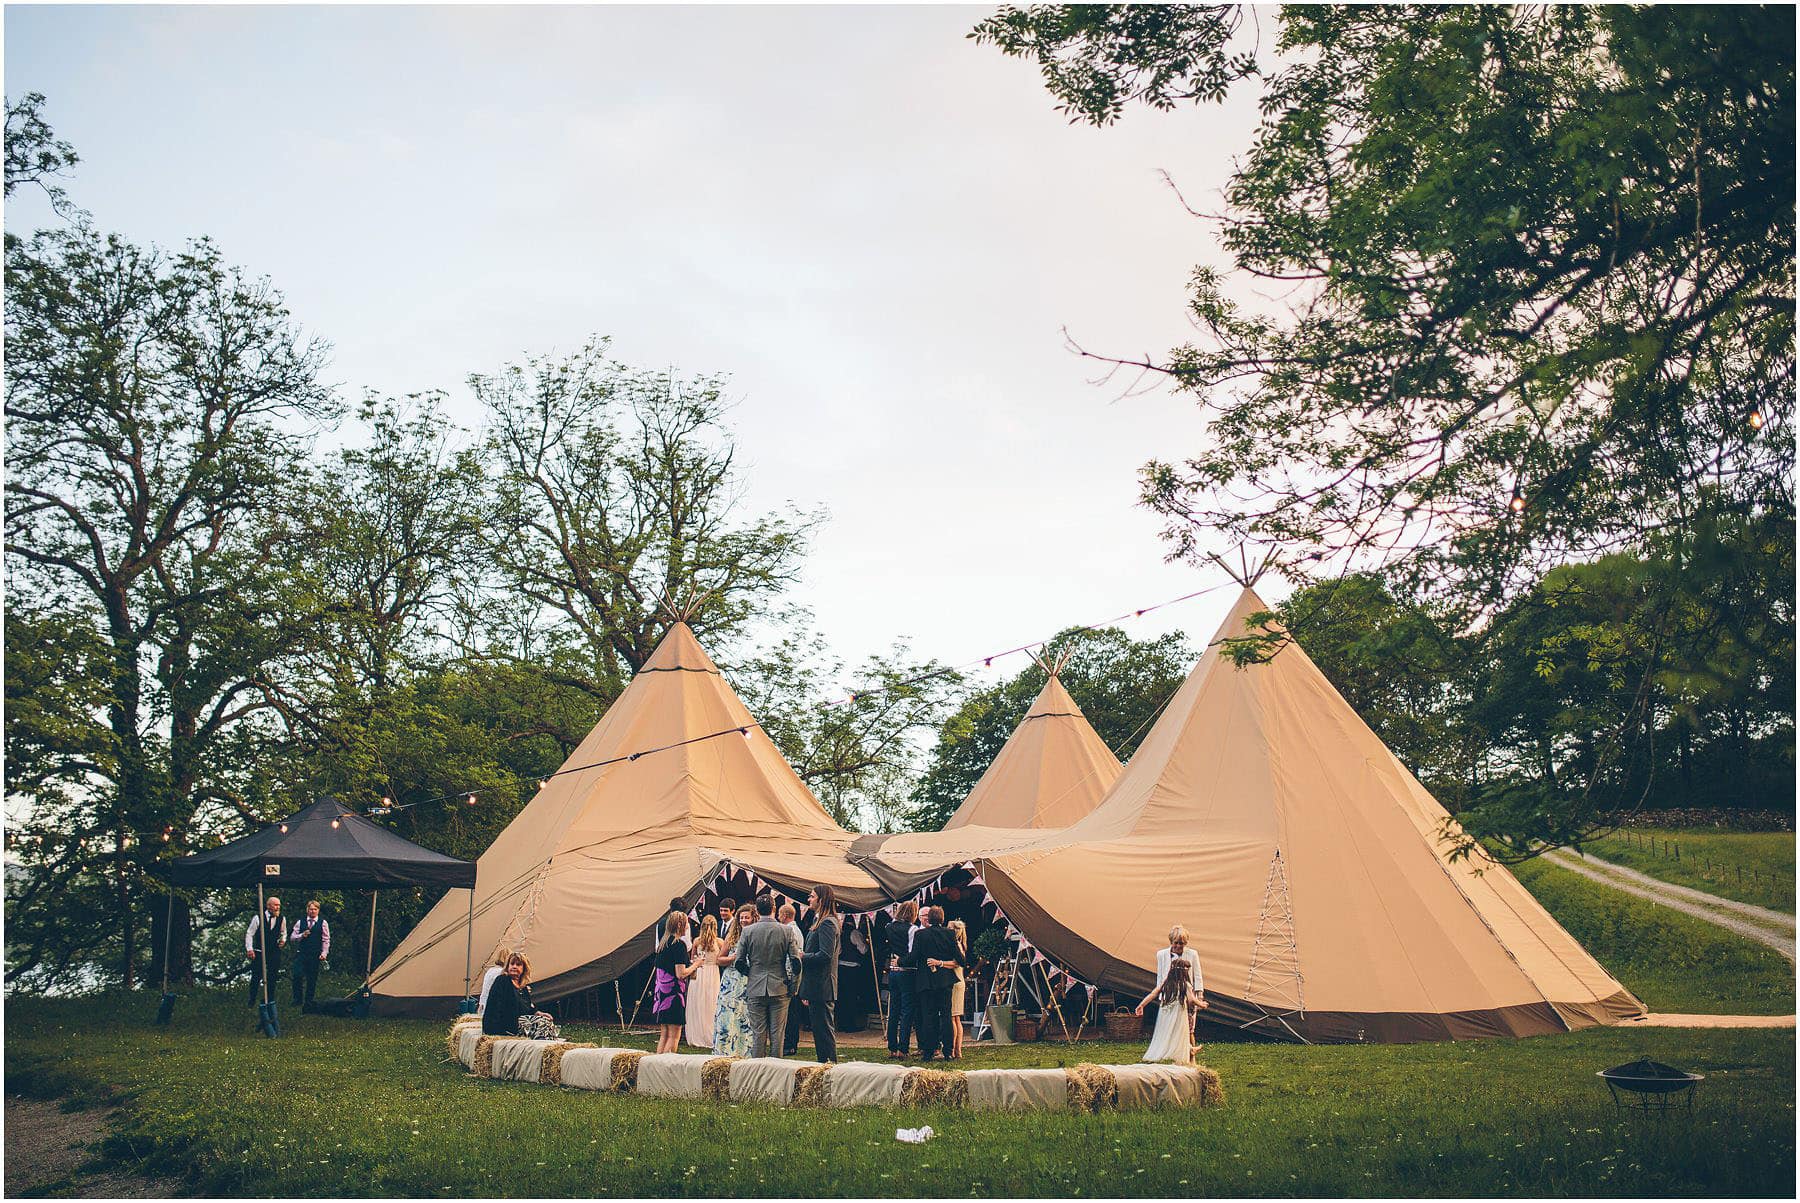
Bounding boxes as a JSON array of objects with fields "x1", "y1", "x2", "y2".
[{"x1": 166, "y1": 796, "x2": 475, "y2": 890}]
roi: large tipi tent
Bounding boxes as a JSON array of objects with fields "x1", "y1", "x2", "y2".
[
  {"x1": 368, "y1": 623, "x2": 887, "y2": 1015},
  {"x1": 941, "y1": 661, "x2": 1123, "y2": 831},
  {"x1": 859, "y1": 589, "x2": 1645, "y2": 1043}
]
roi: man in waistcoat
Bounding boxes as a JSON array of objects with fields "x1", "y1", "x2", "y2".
[
  {"x1": 288, "y1": 899, "x2": 331, "y2": 1008},
  {"x1": 245, "y1": 895, "x2": 287, "y2": 1005}
]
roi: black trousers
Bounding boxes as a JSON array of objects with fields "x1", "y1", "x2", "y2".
[
  {"x1": 291, "y1": 956, "x2": 321, "y2": 1006},
  {"x1": 784, "y1": 995, "x2": 804, "y2": 1054},
  {"x1": 916, "y1": 986, "x2": 952, "y2": 1058},
  {"x1": 886, "y1": 970, "x2": 916, "y2": 1053},
  {"x1": 803, "y1": 994, "x2": 836, "y2": 1062},
  {"x1": 248, "y1": 955, "x2": 281, "y2": 1005}
]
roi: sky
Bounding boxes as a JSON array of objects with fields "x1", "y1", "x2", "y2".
[{"x1": 4, "y1": 4, "x2": 1277, "y2": 690}]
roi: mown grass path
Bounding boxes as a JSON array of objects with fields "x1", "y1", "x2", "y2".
[
  {"x1": 1582, "y1": 829, "x2": 1795, "y2": 913},
  {"x1": 1545, "y1": 848, "x2": 1795, "y2": 962}
]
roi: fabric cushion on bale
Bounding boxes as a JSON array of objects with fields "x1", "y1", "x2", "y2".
[
  {"x1": 964, "y1": 1067, "x2": 1070, "y2": 1112},
  {"x1": 541, "y1": 1042, "x2": 597, "y2": 1087},
  {"x1": 453, "y1": 1025, "x2": 483, "y2": 1068},
  {"x1": 727, "y1": 1058, "x2": 806, "y2": 1105},
  {"x1": 823, "y1": 1060, "x2": 910, "y2": 1108},
  {"x1": 1110, "y1": 1063, "x2": 1212, "y2": 1109},
  {"x1": 491, "y1": 1038, "x2": 559, "y2": 1083},
  {"x1": 636, "y1": 1053, "x2": 708, "y2": 1099},
  {"x1": 556, "y1": 1048, "x2": 630, "y2": 1093}
]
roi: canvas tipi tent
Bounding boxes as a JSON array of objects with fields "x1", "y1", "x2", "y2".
[
  {"x1": 368, "y1": 623, "x2": 886, "y2": 1015},
  {"x1": 941, "y1": 656, "x2": 1123, "y2": 831},
  {"x1": 859, "y1": 589, "x2": 1645, "y2": 1043}
]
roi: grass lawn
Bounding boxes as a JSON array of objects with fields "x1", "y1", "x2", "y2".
[
  {"x1": 4, "y1": 988, "x2": 1793, "y2": 1198},
  {"x1": 1511, "y1": 857, "x2": 1794, "y2": 1015},
  {"x1": 1578, "y1": 828, "x2": 1796, "y2": 914},
  {"x1": 4, "y1": 853, "x2": 1794, "y2": 1198}
]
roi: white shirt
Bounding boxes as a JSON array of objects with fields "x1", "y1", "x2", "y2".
[
  {"x1": 477, "y1": 965, "x2": 507, "y2": 1014},
  {"x1": 245, "y1": 911, "x2": 287, "y2": 954}
]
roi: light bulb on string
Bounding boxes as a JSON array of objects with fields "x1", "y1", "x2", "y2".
[
  {"x1": 539, "y1": 780, "x2": 548, "y2": 791},
  {"x1": 1749, "y1": 408, "x2": 1765, "y2": 431},
  {"x1": 466, "y1": 793, "x2": 478, "y2": 806},
  {"x1": 279, "y1": 824, "x2": 289, "y2": 834},
  {"x1": 330, "y1": 818, "x2": 341, "y2": 829},
  {"x1": 1508, "y1": 484, "x2": 1527, "y2": 514}
]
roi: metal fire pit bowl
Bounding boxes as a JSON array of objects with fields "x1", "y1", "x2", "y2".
[{"x1": 1597, "y1": 1057, "x2": 1704, "y2": 1115}]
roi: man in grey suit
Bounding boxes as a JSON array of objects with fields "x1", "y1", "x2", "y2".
[{"x1": 735, "y1": 893, "x2": 801, "y2": 1057}]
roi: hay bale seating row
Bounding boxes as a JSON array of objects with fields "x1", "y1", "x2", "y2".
[{"x1": 449, "y1": 1022, "x2": 1221, "y2": 1112}]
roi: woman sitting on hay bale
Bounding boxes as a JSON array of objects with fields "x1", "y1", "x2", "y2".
[{"x1": 482, "y1": 951, "x2": 560, "y2": 1040}]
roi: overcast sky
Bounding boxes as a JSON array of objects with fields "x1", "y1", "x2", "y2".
[{"x1": 5, "y1": 4, "x2": 1277, "y2": 688}]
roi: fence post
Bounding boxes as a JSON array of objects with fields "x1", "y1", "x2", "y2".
[{"x1": 1674, "y1": 841, "x2": 1680, "y2": 862}]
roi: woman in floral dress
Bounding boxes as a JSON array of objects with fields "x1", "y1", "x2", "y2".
[{"x1": 712, "y1": 902, "x2": 755, "y2": 1057}]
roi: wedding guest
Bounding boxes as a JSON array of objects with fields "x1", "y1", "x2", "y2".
[
  {"x1": 908, "y1": 905, "x2": 965, "y2": 1061},
  {"x1": 244, "y1": 895, "x2": 286, "y2": 1006},
  {"x1": 883, "y1": 900, "x2": 919, "y2": 1058},
  {"x1": 287, "y1": 899, "x2": 331, "y2": 1009},
  {"x1": 735, "y1": 894, "x2": 801, "y2": 1057},
  {"x1": 483, "y1": 952, "x2": 559, "y2": 1039},
  {"x1": 685, "y1": 915, "x2": 723, "y2": 1049},
  {"x1": 798, "y1": 885, "x2": 840, "y2": 1063},
  {"x1": 779, "y1": 901, "x2": 807, "y2": 1055},
  {"x1": 653, "y1": 911, "x2": 698, "y2": 1054},
  {"x1": 1135, "y1": 924, "x2": 1206, "y2": 1066},
  {"x1": 712, "y1": 903, "x2": 756, "y2": 1057},
  {"x1": 477, "y1": 949, "x2": 511, "y2": 1015},
  {"x1": 946, "y1": 918, "x2": 969, "y2": 1059}
]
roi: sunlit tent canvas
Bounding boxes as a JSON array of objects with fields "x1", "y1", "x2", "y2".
[
  {"x1": 856, "y1": 588, "x2": 1646, "y2": 1043},
  {"x1": 368, "y1": 623, "x2": 886, "y2": 1015},
  {"x1": 941, "y1": 666, "x2": 1122, "y2": 831}
]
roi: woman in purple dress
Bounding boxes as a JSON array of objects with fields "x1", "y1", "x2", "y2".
[{"x1": 653, "y1": 911, "x2": 696, "y2": 1053}]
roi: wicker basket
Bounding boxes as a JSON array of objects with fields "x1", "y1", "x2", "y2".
[
  {"x1": 1103, "y1": 1008, "x2": 1143, "y2": 1040},
  {"x1": 1012, "y1": 1015, "x2": 1041, "y2": 1042}
]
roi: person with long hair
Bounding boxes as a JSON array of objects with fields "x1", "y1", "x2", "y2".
[
  {"x1": 946, "y1": 918, "x2": 969, "y2": 1059},
  {"x1": 1135, "y1": 923, "x2": 1206, "y2": 1065},
  {"x1": 653, "y1": 911, "x2": 697, "y2": 1054},
  {"x1": 712, "y1": 903, "x2": 756, "y2": 1057},
  {"x1": 797, "y1": 884, "x2": 841, "y2": 1063},
  {"x1": 685, "y1": 914, "x2": 723, "y2": 1049},
  {"x1": 482, "y1": 951, "x2": 559, "y2": 1039},
  {"x1": 883, "y1": 899, "x2": 920, "y2": 1058}
]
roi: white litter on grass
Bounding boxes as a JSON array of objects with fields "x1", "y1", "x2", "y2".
[{"x1": 895, "y1": 1126, "x2": 935, "y2": 1144}]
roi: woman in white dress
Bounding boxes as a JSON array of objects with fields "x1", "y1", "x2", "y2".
[
  {"x1": 1135, "y1": 924, "x2": 1206, "y2": 1065},
  {"x1": 684, "y1": 915, "x2": 722, "y2": 1049}
]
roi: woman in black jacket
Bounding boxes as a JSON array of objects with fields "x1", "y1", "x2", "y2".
[{"x1": 482, "y1": 952, "x2": 559, "y2": 1039}]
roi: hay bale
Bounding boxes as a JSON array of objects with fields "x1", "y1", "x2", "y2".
[
  {"x1": 964, "y1": 1068, "x2": 1068, "y2": 1111},
  {"x1": 823, "y1": 1061, "x2": 910, "y2": 1108},
  {"x1": 899, "y1": 1067, "x2": 967, "y2": 1108},
  {"x1": 608, "y1": 1049, "x2": 645, "y2": 1093},
  {"x1": 1066, "y1": 1063, "x2": 1118, "y2": 1111},
  {"x1": 542, "y1": 1042, "x2": 598, "y2": 1087},
  {"x1": 727, "y1": 1058, "x2": 804, "y2": 1104},
  {"x1": 792, "y1": 1064, "x2": 832, "y2": 1107},
  {"x1": 701, "y1": 1057, "x2": 735, "y2": 1101},
  {"x1": 1195, "y1": 1065, "x2": 1225, "y2": 1107},
  {"x1": 472, "y1": 1036, "x2": 499, "y2": 1078},
  {"x1": 556, "y1": 1048, "x2": 621, "y2": 1092}
]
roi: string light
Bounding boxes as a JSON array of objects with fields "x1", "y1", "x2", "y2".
[
  {"x1": 330, "y1": 818, "x2": 341, "y2": 829},
  {"x1": 279, "y1": 824, "x2": 289, "y2": 834},
  {"x1": 1508, "y1": 484, "x2": 1527, "y2": 514},
  {"x1": 1749, "y1": 408, "x2": 1765, "y2": 431},
  {"x1": 466, "y1": 793, "x2": 478, "y2": 806}
]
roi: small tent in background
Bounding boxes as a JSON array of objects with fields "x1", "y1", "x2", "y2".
[
  {"x1": 163, "y1": 796, "x2": 476, "y2": 1034},
  {"x1": 858, "y1": 589, "x2": 1646, "y2": 1043},
  {"x1": 369, "y1": 622, "x2": 888, "y2": 1016},
  {"x1": 942, "y1": 650, "x2": 1123, "y2": 831}
]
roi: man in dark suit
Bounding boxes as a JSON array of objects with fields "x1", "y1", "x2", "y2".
[
  {"x1": 907, "y1": 906, "x2": 966, "y2": 1061},
  {"x1": 798, "y1": 884, "x2": 841, "y2": 1063},
  {"x1": 734, "y1": 894, "x2": 801, "y2": 1057},
  {"x1": 882, "y1": 900, "x2": 919, "y2": 1058}
]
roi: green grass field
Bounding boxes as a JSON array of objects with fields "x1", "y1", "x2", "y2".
[
  {"x1": 1579, "y1": 828, "x2": 1796, "y2": 913},
  {"x1": 1511, "y1": 858, "x2": 1793, "y2": 1015},
  {"x1": 5, "y1": 854, "x2": 1795, "y2": 1198}
]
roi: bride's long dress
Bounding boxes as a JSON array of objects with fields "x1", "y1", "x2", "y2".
[{"x1": 1142, "y1": 946, "x2": 1201, "y2": 1066}]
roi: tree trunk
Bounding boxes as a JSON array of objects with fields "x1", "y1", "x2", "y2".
[{"x1": 147, "y1": 893, "x2": 194, "y2": 989}]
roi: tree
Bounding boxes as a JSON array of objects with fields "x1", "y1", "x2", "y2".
[
  {"x1": 909, "y1": 626, "x2": 1192, "y2": 830},
  {"x1": 471, "y1": 339, "x2": 820, "y2": 708},
  {"x1": 978, "y1": 4, "x2": 1795, "y2": 847},
  {"x1": 4, "y1": 224, "x2": 336, "y2": 987},
  {"x1": 4, "y1": 92, "x2": 81, "y2": 217}
]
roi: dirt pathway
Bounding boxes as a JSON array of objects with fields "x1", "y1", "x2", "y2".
[
  {"x1": 1545, "y1": 848, "x2": 1796, "y2": 962},
  {"x1": 2, "y1": 1095, "x2": 184, "y2": 1198}
]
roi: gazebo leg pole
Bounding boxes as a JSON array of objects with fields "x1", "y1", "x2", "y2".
[
  {"x1": 461, "y1": 887, "x2": 475, "y2": 1006},
  {"x1": 365, "y1": 890, "x2": 379, "y2": 982},
  {"x1": 160, "y1": 890, "x2": 175, "y2": 996}
]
